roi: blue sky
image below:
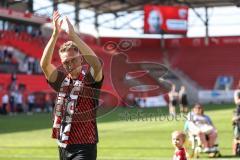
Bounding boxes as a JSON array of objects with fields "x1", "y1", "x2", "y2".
[{"x1": 34, "y1": 0, "x2": 240, "y2": 38}]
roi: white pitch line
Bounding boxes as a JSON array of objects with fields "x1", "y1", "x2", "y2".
[
  {"x1": 0, "y1": 155, "x2": 235, "y2": 160},
  {"x1": 0, "y1": 155, "x2": 167, "y2": 160},
  {"x1": 99, "y1": 157, "x2": 168, "y2": 160},
  {"x1": 0, "y1": 155, "x2": 56, "y2": 160},
  {"x1": 98, "y1": 157, "x2": 231, "y2": 160}
]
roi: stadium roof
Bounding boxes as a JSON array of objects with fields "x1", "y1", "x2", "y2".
[
  {"x1": 33, "y1": 0, "x2": 240, "y2": 36},
  {"x1": 56, "y1": 0, "x2": 240, "y2": 14}
]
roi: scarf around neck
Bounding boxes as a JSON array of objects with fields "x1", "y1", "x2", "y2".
[{"x1": 52, "y1": 70, "x2": 85, "y2": 148}]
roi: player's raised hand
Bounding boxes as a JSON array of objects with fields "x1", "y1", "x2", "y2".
[
  {"x1": 65, "y1": 17, "x2": 76, "y2": 38},
  {"x1": 52, "y1": 10, "x2": 62, "y2": 35}
]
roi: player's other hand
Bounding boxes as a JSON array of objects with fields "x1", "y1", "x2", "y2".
[
  {"x1": 65, "y1": 17, "x2": 76, "y2": 38},
  {"x1": 52, "y1": 10, "x2": 62, "y2": 35}
]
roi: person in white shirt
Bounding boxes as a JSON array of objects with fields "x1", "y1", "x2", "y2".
[
  {"x1": 1, "y1": 93, "x2": 9, "y2": 115},
  {"x1": 186, "y1": 104, "x2": 218, "y2": 153},
  {"x1": 16, "y1": 91, "x2": 23, "y2": 113},
  {"x1": 27, "y1": 93, "x2": 35, "y2": 114}
]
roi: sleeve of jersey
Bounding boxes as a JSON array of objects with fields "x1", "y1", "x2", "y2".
[
  {"x1": 86, "y1": 69, "x2": 104, "y2": 89},
  {"x1": 93, "y1": 75, "x2": 104, "y2": 89},
  {"x1": 47, "y1": 70, "x2": 65, "y2": 92}
]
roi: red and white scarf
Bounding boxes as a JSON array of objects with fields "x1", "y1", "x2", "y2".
[{"x1": 52, "y1": 70, "x2": 85, "y2": 148}]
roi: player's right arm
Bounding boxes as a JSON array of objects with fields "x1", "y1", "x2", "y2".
[{"x1": 40, "y1": 11, "x2": 62, "y2": 82}]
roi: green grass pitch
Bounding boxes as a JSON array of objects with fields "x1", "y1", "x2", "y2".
[{"x1": 0, "y1": 104, "x2": 239, "y2": 160}]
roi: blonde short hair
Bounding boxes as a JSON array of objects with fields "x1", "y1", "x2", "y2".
[
  {"x1": 172, "y1": 131, "x2": 186, "y2": 142},
  {"x1": 59, "y1": 41, "x2": 79, "y2": 55}
]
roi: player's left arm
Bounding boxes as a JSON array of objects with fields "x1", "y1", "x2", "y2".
[{"x1": 65, "y1": 17, "x2": 103, "y2": 82}]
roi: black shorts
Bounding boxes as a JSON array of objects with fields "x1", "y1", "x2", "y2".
[
  {"x1": 180, "y1": 95, "x2": 188, "y2": 106},
  {"x1": 170, "y1": 100, "x2": 178, "y2": 107},
  {"x1": 58, "y1": 144, "x2": 97, "y2": 160}
]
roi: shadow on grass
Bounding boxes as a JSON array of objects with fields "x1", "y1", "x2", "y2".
[
  {"x1": 0, "y1": 113, "x2": 52, "y2": 134},
  {"x1": 220, "y1": 155, "x2": 239, "y2": 158},
  {"x1": 201, "y1": 103, "x2": 236, "y2": 112},
  {"x1": 0, "y1": 104, "x2": 236, "y2": 134},
  {"x1": 192, "y1": 154, "x2": 239, "y2": 159},
  {"x1": 97, "y1": 103, "x2": 236, "y2": 123}
]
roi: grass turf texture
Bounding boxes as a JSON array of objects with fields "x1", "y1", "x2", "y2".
[{"x1": 0, "y1": 104, "x2": 238, "y2": 160}]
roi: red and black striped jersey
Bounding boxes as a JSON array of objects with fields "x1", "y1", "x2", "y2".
[{"x1": 48, "y1": 68, "x2": 103, "y2": 145}]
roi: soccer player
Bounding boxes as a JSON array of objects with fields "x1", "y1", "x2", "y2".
[
  {"x1": 40, "y1": 11, "x2": 103, "y2": 160},
  {"x1": 172, "y1": 131, "x2": 187, "y2": 160}
]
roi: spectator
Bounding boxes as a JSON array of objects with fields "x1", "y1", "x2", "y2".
[
  {"x1": 3, "y1": 48, "x2": 10, "y2": 63},
  {"x1": 9, "y1": 91, "x2": 16, "y2": 115},
  {"x1": 27, "y1": 56, "x2": 35, "y2": 74},
  {"x1": 18, "y1": 57, "x2": 28, "y2": 73},
  {"x1": 168, "y1": 84, "x2": 178, "y2": 116},
  {"x1": 186, "y1": 104, "x2": 218, "y2": 153},
  {"x1": 179, "y1": 85, "x2": 189, "y2": 113},
  {"x1": 1, "y1": 93, "x2": 9, "y2": 115},
  {"x1": 0, "y1": 49, "x2": 4, "y2": 62},
  {"x1": 11, "y1": 72, "x2": 17, "y2": 81},
  {"x1": 15, "y1": 91, "x2": 23, "y2": 113},
  {"x1": 9, "y1": 72, "x2": 17, "y2": 91},
  {"x1": 45, "y1": 93, "x2": 53, "y2": 112},
  {"x1": 27, "y1": 93, "x2": 35, "y2": 114}
]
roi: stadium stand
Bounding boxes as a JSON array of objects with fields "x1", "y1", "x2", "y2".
[
  {"x1": 168, "y1": 45, "x2": 240, "y2": 89},
  {"x1": 3, "y1": 29, "x2": 240, "y2": 106},
  {"x1": 0, "y1": 30, "x2": 172, "y2": 107}
]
